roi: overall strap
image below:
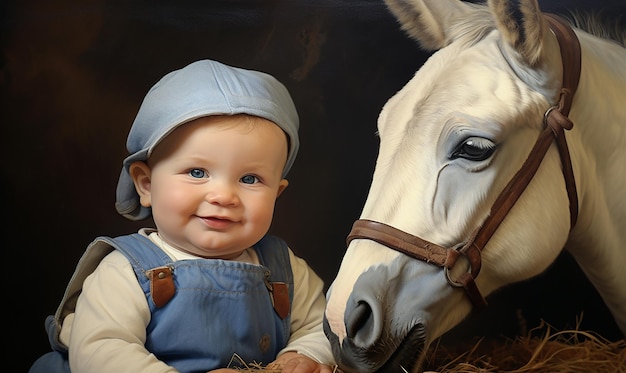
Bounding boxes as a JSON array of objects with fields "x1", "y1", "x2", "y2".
[
  {"x1": 105, "y1": 233, "x2": 174, "y2": 270},
  {"x1": 100, "y1": 234, "x2": 176, "y2": 308},
  {"x1": 51, "y1": 233, "x2": 173, "y2": 338},
  {"x1": 254, "y1": 235, "x2": 295, "y2": 321}
]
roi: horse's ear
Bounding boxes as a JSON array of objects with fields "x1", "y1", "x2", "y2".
[
  {"x1": 489, "y1": 0, "x2": 549, "y2": 66},
  {"x1": 384, "y1": 0, "x2": 480, "y2": 50}
]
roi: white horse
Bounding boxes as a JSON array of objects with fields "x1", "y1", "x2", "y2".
[{"x1": 323, "y1": 0, "x2": 626, "y2": 372}]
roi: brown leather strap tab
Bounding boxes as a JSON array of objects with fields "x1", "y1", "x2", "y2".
[
  {"x1": 148, "y1": 266, "x2": 176, "y2": 308},
  {"x1": 348, "y1": 219, "x2": 460, "y2": 268},
  {"x1": 269, "y1": 282, "x2": 290, "y2": 319}
]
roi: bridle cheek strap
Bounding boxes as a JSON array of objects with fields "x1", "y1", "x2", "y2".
[
  {"x1": 346, "y1": 13, "x2": 580, "y2": 310},
  {"x1": 544, "y1": 12, "x2": 580, "y2": 228}
]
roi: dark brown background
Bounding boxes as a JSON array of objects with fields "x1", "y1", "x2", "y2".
[{"x1": 2, "y1": 1, "x2": 624, "y2": 371}]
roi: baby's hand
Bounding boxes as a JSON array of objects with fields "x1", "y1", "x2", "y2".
[{"x1": 269, "y1": 352, "x2": 335, "y2": 373}]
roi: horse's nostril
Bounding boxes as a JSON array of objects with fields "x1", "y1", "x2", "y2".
[{"x1": 346, "y1": 301, "x2": 372, "y2": 338}]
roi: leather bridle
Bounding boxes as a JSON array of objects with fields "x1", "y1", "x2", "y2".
[{"x1": 346, "y1": 13, "x2": 581, "y2": 309}]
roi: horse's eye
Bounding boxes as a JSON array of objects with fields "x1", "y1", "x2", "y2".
[{"x1": 451, "y1": 137, "x2": 495, "y2": 161}]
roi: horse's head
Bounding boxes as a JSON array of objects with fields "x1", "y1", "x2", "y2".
[{"x1": 324, "y1": 0, "x2": 580, "y2": 371}]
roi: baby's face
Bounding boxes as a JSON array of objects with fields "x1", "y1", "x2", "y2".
[{"x1": 144, "y1": 114, "x2": 289, "y2": 258}]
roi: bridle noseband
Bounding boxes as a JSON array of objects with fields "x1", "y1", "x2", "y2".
[{"x1": 346, "y1": 14, "x2": 581, "y2": 309}]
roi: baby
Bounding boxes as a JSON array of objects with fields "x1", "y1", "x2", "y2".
[{"x1": 30, "y1": 59, "x2": 335, "y2": 373}]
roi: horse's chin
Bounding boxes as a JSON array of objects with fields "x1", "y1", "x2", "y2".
[
  {"x1": 376, "y1": 324, "x2": 426, "y2": 373},
  {"x1": 324, "y1": 320, "x2": 426, "y2": 373}
]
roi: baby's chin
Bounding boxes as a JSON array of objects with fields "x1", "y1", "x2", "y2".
[{"x1": 190, "y1": 239, "x2": 253, "y2": 260}]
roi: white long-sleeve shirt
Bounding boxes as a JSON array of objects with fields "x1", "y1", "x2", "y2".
[{"x1": 58, "y1": 230, "x2": 334, "y2": 372}]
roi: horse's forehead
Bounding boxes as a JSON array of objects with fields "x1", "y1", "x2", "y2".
[
  {"x1": 424, "y1": 37, "x2": 509, "y2": 85},
  {"x1": 386, "y1": 35, "x2": 536, "y2": 124}
]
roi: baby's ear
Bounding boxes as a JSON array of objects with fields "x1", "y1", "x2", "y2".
[
  {"x1": 129, "y1": 161, "x2": 153, "y2": 207},
  {"x1": 276, "y1": 179, "x2": 289, "y2": 198}
]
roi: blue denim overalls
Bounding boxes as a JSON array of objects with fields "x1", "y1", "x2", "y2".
[{"x1": 30, "y1": 233, "x2": 293, "y2": 373}]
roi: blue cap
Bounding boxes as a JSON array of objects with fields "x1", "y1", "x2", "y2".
[{"x1": 115, "y1": 59, "x2": 299, "y2": 221}]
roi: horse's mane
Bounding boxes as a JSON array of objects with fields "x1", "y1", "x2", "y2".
[
  {"x1": 451, "y1": 6, "x2": 626, "y2": 49},
  {"x1": 564, "y1": 10, "x2": 626, "y2": 47}
]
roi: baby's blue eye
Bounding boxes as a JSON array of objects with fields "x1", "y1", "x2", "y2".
[
  {"x1": 189, "y1": 169, "x2": 206, "y2": 178},
  {"x1": 241, "y1": 175, "x2": 258, "y2": 184}
]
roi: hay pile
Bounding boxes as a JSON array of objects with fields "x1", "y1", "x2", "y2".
[
  {"x1": 224, "y1": 355, "x2": 342, "y2": 372},
  {"x1": 229, "y1": 321, "x2": 625, "y2": 372},
  {"x1": 422, "y1": 320, "x2": 625, "y2": 372}
]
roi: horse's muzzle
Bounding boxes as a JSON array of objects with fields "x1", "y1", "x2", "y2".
[{"x1": 324, "y1": 316, "x2": 426, "y2": 373}]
